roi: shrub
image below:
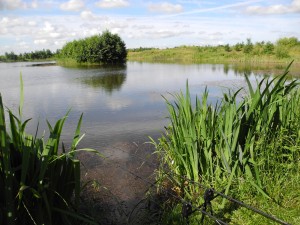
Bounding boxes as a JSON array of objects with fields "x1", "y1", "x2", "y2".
[
  {"x1": 60, "y1": 30, "x2": 127, "y2": 64},
  {"x1": 263, "y1": 41, "x2": 274, "y2": 54},
  {"x1": 275, "y1": 46, "x2": 290, "y2": 58},
  {"x1": 276, "y1": 37, "x2": 299, "y2": 48},
  {"x1": 243, "y1": 38, "x2": 253, "y2": 54}
]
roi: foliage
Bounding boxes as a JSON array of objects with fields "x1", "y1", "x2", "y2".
[
  {"x1": 275, "y1": 46, "x2": 290, "y2": 58},
  {"x1": 234, "y1": 42, "x2": 244, "y2": 52},
  {"x1": 276, "y1": 37, "x2": 299, "y2": 48},
  {"x1": 128, "y1": 37, "x2": 300, "y2": 63},
  {"x1": 243, "y1": 38, "x2": 253, "y2": 54},
  {"x1": 0, "y1": 75, "x2": 100, "y2": 225},
  {"x1": 224, "y1": 44, "x2": 231, "y2": 52},
  {"x1": 152, "y1": 62, "x2": 300, "y2": 222},
  {"x1": 263, "y1": 41, "x2": 274, "y2": 54},
  {"x1": 59, "y1": 30, "x2": 127, "y2": 64},
  {"x1": 1, "y1": 49, "x2": 55, "y2": 62}
]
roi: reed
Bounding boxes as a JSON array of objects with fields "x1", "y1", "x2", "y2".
[
  {"x1": 0, "y1": 75, "x2": 100, "y2": 225},
  {"x1": 153, "y1": 61, "x2": 300, "y2": 201}
]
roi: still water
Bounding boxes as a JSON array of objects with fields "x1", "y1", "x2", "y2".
[{"x1": 0, "y1": 61, "x2": 257, "y2": 150}]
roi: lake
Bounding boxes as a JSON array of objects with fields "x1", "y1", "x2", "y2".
[
  {"x1": 0, "y1": 61, "x2": 271, "y2": 149},
  {"x1": 0, "y1": 61, "x2": 286, "y2": 223}
]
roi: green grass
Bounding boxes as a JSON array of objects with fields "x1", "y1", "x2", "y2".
[
  {"x1": 128, "y1": 45, "x2": 299, "y2": 63},
  {"x1": 0, "y1": 75, "x2": 100, "y2": 225},
  {"x1": 127, "y1": 44, "x2": 300, "y2": 77},
  {"x1": 151, "y1": 62, "x2": 300, "y2": 224}
]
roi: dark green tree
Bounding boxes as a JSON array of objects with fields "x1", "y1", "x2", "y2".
[
  {"x1": 243, "y1": 38, "x2": 253, "y2": 54},
  {"x1": 263, "y1": 41, "x2": 274, "y2": 54},
  {"x1": 60, "y1": 31, "x2": 127, "y2": 64}
]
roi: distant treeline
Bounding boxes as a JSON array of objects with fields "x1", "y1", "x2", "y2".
[
  {"x1": 221, "y1": 37, "x2": 299, "y2": 57},
  {"x1": 0, "y1": 49, "x2": 56, "y2": 62},
  {"x1": 127, "y1": 37, "x2": 300, "y2": 63},
  {"x1": 58, "y1": 31, "x2": 127, "y2": 64}
]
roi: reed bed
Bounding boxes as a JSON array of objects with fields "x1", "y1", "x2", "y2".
[
  {"x1": 0, "y1": 76, "x2": 99, "y2": 225},
  {"x1": 152, "y1": 62, "x2": 300, "y2": 209}
]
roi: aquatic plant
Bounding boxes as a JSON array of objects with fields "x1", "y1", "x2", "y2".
[
  {"x1": 153, "y1": 61, "x2": 300, "y2": 200},
  {"x1": 0, "y1": 75, "x2": 100, "y2": 225}
]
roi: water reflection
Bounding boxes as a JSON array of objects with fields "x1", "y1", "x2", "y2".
[
  {"x1": 80, "y1": 72, "x2": 126, "y2": 94},
  {"x1": 1, "y1": 61, "x2": 296, "y2": 149},
  {"x1": 77, "y1": 65, "x2": 127, "y2": 94}
]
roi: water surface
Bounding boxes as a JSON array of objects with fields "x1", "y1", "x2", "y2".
[{"x1": 0, "y1": 61, "x2": 260, "y2": 149}]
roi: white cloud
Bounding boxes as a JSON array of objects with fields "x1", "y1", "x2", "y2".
[
  {"x1": 43, "y1": 21, "x2": 55, "y2": 32},
  {"x1": 106, "y1": 98, "x2": 132, "y2": 111},
  {"x1": 246, "y1": 0, "x2": 300, "y2": 14},
  {"x1": 145, "y1": 29, "x2": 186, "y2": 39},
  {"x1": 60, "y1": 0, "x2": 85, "y2": 11},
  {"x1": 28, "y1": 21, "x2": 37, "y2": 26},
  {"x1": 0, "y1": 0, "x2": 25, "y2": 10},
  {"x1": 148, "y1": 2, "x2": 183, "y2": 14},
  {"x1": 80, "y1": 10, "x2": 98, "y2": 20},
  {"x1": 95, "y1": 0, "x2": 129, "y2": 9},
  {"x1": 34, "y1": 39, "x2": 48, "y2": 45}
]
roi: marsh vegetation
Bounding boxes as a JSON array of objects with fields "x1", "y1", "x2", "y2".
[
  {"x1": 128, "y1": 37, "x2": 300, "y2": 65},
  {"x1": 151, "y1": 63, "x2": 300, "y2": 224}
]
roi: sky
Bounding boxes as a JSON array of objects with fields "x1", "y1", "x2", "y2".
[{"x1": 0, "y1": 0, "x2": 300, "y2": 54}]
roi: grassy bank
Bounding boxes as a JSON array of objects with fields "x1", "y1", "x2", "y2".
[
  {"x1": 127, "y1": 46, "x2": 300, "y2": 64},
  {"x1": 151, "y1": 63, "x2": 300, "y2": 224},
  {"x1": 127, "y1": 38, "x2": 300, "y2": 65}
]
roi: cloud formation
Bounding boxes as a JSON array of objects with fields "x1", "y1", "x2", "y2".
[
  {"x1": 246, "y1": 0, "x2": 300, "y2": 14},
  {"x1": 95, "y1": 0, "x2": 129, "y2": 9},
  {"x1": 60, "y1": 0, "x2": 85, "y2": 12},
  {"x1": 0, "y1": 0, "x2": 25, "y2": 10},
  {"x1": 0, "y1": 0, "x2": 299, "y2": 54},
  {"x1": 148, "y1": 2, "x2": 184, "y2": 14}
]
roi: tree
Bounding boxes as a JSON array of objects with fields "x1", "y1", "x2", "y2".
[
  {"x1": 234, "y1": 42, "x2": 244, "y2": 51},
  {"x1": 60, "y1": 30, "x2": 127, "y2": 64},
  {"x1": 224, "y1": 44, "x2": 231, "y2": 52},
  {"x1": 243, "y1": 38, "x2": 253, "y2": 54},
  {"x1": 276, "y1": 37, "x2": 299, "y2": 48},
  {"x1": 5, "y1": 51, "x2": 18, "y2": 61},
  {"x1": 263, "y1": 41, "x2": 274, "y2": 54}
]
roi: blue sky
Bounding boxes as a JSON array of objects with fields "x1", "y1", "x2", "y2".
[{"x1": 0, "y1": 0, "x2": 299, "y2": 54}]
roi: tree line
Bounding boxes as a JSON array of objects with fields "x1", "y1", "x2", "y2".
[
  {"x1": 0, "y1": 49, "x2": 55, "y2": 62},
  {"x1": 223, "y1": 37, "x2": 299, "y2": 58},
  {"x1": 58, "y1": 30, "x2": 127, "y2": 64}
]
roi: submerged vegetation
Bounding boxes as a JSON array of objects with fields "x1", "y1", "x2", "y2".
[
  {"x1": 58, "y1": 30, "x2": 127, "y2": 65},
  {"x1": 0, "y1": 76, "x2": 100, "y2": 225},
  {"x1": 128, "y1": 37, "x2": 300, "y2": 64},
  {"x1": 152, "y1": 62, "x2": 300, "y2": 224}
]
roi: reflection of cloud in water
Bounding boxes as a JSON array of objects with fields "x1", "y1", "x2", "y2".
[
  {"x1": 148, "y1": 91, "x2": 176, "y2": 103},
  {"x1": 80, "y1": 72, "x2": 126, "y2": 94},
  {"x1": 106, "y1": 98, "x2": 133, "y2": 111}
]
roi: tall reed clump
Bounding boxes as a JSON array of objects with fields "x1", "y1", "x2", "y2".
[
  {"x1": 153, "y1": 62, "x2": 300, "y2": 200},
  {"x1": 0, "y1": 76, "x2": 99, "y2": 225}
]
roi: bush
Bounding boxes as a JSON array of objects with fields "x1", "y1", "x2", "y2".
[
  {"x1": 224, "y1": 44, "x2": 231, "y2": 52},
  {"x1": 263, "y1": 41, "x2": 274, "y2": 54},
  {"x1": 234, "y1": 42, "x2": 244, "y2": 51},
  {"x1": 60, "y1": 30, "x2": 127, "y2": 64},
  {"x1": 275, "y1": 46, "x2": 290, "y2": 58},
  {"x1": 276, "y1": 37, "x2": 299, "y2": 48},
  {"x1": 243, "y1": 38, "x2": 253, "y2": 54}
]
